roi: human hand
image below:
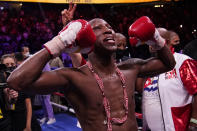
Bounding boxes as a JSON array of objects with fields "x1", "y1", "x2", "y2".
[
  {"x1": 7, "y1": 89, "x2": 18, "y2": 103},
  {"x1": 61, "y1": 2, "x2": 77, "y2": 27},
  {"x1": 23, "y1": 127, "x2": 31, "y2": 131},
  {"x1": 8, "y1": 89, "x2": 18, "y2": 99}
]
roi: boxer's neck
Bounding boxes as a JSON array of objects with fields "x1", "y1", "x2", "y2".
[{"x1": 88, "y1": 52, "x2": 116, "y2": 74}]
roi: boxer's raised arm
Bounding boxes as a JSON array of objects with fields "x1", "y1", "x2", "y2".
[
  {"x1": 7, "y1": 19, "x2": 96, "y2": 94},
  {"x1": 128, "y1": 16, "x2": 175, "y2": 77},
  {"x1": 138, "y1": 45, "x2": 175, "y2": 77}
]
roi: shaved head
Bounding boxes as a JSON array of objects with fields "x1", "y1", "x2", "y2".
[
  {"x1": 157, "y1": 28, "x2": 180, "y2": 47},
  {"x1": 157, "y1": 28, "x2": 169, "y2": 40},
  {"x1": 89, "y1": 18, "x2": 105, "y2": 27},
  {"x1": 115, "y1": 33, "x2": 127, "y2": 50}
]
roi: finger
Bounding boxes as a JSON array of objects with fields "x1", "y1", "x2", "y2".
[
  {"x1": 10, "y1": 92, "x2": 17, "y2": 96},
  {"x1": 61, "y1": 10, "x2": 64, "y2": 15},
  {"x1": 64, "y1": 10, "x2": 70, "y2": 17},
  {"x1": 13, "y1": 91, "x2": 18, "y2": 94},
  {"x1": 9, "y1": 89, "x2": 14, "y2": 91},
  {"x1": 72, "y1": 4, "x2": 77, "y2": 12},
  {"x1": 12, "y1": 93, "x2": 18, "y2": 97},
  {"x1": 68, "y1": 2, "x2": 73, "y2": 11},
  {"x1": 10, "y1": 89, "x2": 15, "y2": 92},
  {"x1": 9, "y1": 91, "x2": 14, "y2": 94},
  {"x1": 10, "y1": 90, "x2": 17, "y2": 93},
  {"x1": 10, "y1": 94, "x2": 15, "y2": 97},
  {"x1": 61, "y1": 9, "x2": 67, "y2": 15}
]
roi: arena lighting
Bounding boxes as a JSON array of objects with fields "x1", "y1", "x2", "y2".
[
  {"x1": 154, "y1": 4, "x2": 164, "y2": 8},
  {"x1": 192, "y1": 29, "x2": 197, "y2": 34},
  {"x1": 0, "y1": 7, "x2": 4, "y2": 10},
  {"x1": 180, "y1": 25, "x2": 183, "y2": 28}
]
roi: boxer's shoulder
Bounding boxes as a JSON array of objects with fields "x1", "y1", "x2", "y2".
[{"x1": 118, "y1": 58, "x2": 145, "y2": 70}]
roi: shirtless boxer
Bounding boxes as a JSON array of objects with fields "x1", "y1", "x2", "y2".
[{"x1": 7, "y1": 16, "x2": 175, "y2": 131}]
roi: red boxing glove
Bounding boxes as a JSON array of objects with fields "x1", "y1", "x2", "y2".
[
  {"x1": 128, "y1": 16, "x2": 155, "y2": 42},
  {"x1": 128, "y1": 16, "x2": 165, "y2": 50},
  {"x1": 44, "y1": 19, "x2": 96, "y2": 57},
  {"x1": 129, "y1": 37, "x2": 144, "y2": 47}
]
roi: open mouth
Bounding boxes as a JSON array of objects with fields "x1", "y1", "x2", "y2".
[{"x1": 103, "y1": 37, "x2": 115, "y2": 44}]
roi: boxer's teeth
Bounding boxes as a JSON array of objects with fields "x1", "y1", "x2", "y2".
[{"x1": 107, "y1": 39, "x2": 115, "y2": 42}]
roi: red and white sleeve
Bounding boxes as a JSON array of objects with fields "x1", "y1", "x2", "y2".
[{"x1": 180, "y1": 59, "x2": 197, "y2": 95}]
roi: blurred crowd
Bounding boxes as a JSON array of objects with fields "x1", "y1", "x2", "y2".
[{"x1": 0, "y1": 1, "x2": 197, "y2": 58}]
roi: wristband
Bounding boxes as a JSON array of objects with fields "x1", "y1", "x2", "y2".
[{"x1": 190, "y1": 118, "x2": 197, "y2": 124}]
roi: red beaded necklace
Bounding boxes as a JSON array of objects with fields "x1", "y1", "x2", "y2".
[{"x1": 87, "y1": 61, "x2": 128, "y2": 131}]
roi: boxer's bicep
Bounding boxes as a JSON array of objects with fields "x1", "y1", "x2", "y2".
[
  {"x1": 28, "y1": 69, "x2": 69, "y2": 94},
  {"x1": 138, "y1": 58, "x2": 169, "y2": 77}
]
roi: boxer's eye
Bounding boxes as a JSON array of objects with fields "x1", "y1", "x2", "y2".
[
  {"x1": 108, "y1": 26, "x2": 112, "y2": 29},
  {"x1": 93, "y1": 26, "x2": 101, "y2": 30}
]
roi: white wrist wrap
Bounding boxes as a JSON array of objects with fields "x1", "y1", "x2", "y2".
[
  {"x1": 146, "y1": 29, "x2": 165, "y2": 51},
  {"x1": 44, "y1": 36, "x2": 64, "y2": 57},
  {"x1": 44, "y1": 22, "x2": 82, "y2": 57},
  {"x1": 154, "y1": 29, "x2": 165, "y2": 48}
]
